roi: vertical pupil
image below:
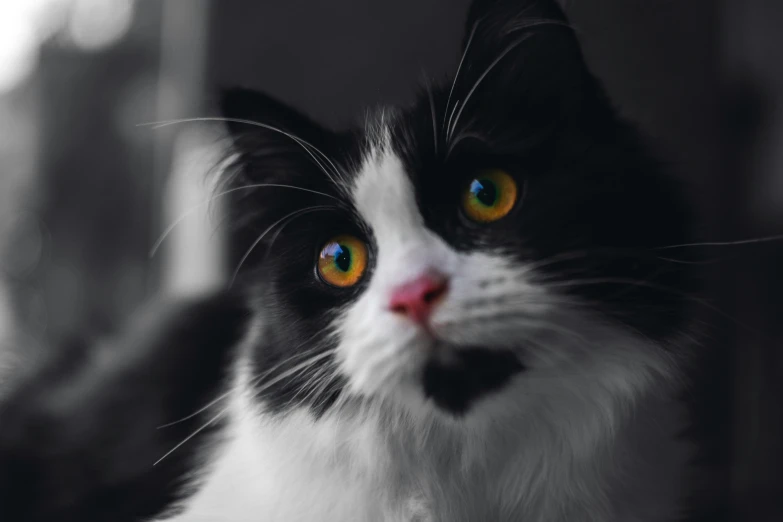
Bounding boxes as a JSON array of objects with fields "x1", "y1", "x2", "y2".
[
  {"x1": 334, "y1": 245, "x2": 352, "y2": 272},
  {"x1": 472, "y1": 179, "x2": 498, "y2": 206}
]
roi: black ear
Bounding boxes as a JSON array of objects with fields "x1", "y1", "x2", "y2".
[
  {"x1": 220, "y1": 87, "x2": 330, "y2": 148},
  {"x1": 447, "y1": 0, "x2": 606, "y2": 136},
  {"x1": 218, "y1": 87, "x2": 338, "y2": 186},
  {"x1": 216, "y1": 88, "x2": 343, "y2": 270}
]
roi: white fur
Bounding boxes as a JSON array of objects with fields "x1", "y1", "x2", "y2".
[{"x1": 163, "y1": 136, "x2": 693, "y2": 521}]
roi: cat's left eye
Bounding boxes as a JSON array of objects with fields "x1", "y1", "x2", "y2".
[
  {"x1": 317, "y1": 235, "x2": 368, "y2": 288},
  {"x1": 461, "y1": 169, "x2": 518, "y2": 223}
]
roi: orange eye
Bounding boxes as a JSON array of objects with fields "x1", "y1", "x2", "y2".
[
  {"x1": 317, "y1": 235, "x2": 368, "y2": 287},
  {"x1": 461, "y1": 169, "x2": 518, "y2": 223}
]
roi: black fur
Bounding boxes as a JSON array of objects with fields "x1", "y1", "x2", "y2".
[
  {"x1": 393, "y1": 0, "x2": 697, "y2": 344},
  {"x1": 218, "y1": 87, "x2": 366, "y2": 416},
  {"x1": 0, "y1": 292, "x2": 249, "y2": 522},
  {"x1": 219, "y1": 0, "x2": 697, "y2": 419},
  {"x1": 423, "y1": 348, "x2": 524, "y2": 414}
]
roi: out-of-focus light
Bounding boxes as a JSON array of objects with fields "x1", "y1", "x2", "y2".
[
  {"x1": 162, "y1": 128, "x2": 227, "y2": 297},
  {"x1": 0, "y1": 7, "x2": 39, "y2": 94},
  {"x1": 0, "y1": 1, "x2": 70, "y2": 94},
  {"x1": 0, "y1": 0, "x2": 135, "y2": 93},
  {"x1": 67, "y1": 0, "x2": 135, "y2": 52}
]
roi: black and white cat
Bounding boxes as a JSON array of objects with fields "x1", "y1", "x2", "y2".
[{"x1": 0, "y1": 0, "x2": 709, "y2": 521}]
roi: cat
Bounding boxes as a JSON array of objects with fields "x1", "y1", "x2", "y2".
[{"x1": 0, "y1": 0, "x2": 709, "y2": 520}]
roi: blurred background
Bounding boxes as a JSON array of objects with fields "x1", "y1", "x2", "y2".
[{"x1": 0, "y1": 0, "x2": 780, "y2": 519}]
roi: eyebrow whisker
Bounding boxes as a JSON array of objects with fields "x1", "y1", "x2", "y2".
[{"x1": 230, "y1": 205, "x2": 337, "y2": 286}]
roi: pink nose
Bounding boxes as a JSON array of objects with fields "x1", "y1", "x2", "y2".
[{"x1": 389, "y1": 273, "x2": 449, "y2": 325}]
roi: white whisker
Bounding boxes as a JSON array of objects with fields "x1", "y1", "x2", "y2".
[
  {"x1": 287, "y1": 364, "x2": 332, "y2": 406},
  {"x1": 655, "y1": 234, "x2": 783, "y2": 250},
  {"x1": 155, "y1": 349, "x2": 338, "y2": 465},
  {"x1": 443, "y1": 21, "x2": 479, "y2": 136},
  {"x1": 446, "y1": 20, "x2": 569, "y2": 142},
  {"x1": 425, "y1": 80, "x2": 439, "y2": 155},
  {"x1": 139, "y1": 117, "x2": 342, "y2": 188},
  {"x1": 157, "y1": 338, "x2": 328, "y2": 429},
  {"x1": 154, "y1": 409, "x2": 225, "y2": 466},
  {"x1": 445, "y1": 100, "x2": 461, "y2": 143},
  {"x1": 447, "y1": 34, "x2": 534, "y2": 142},
  {"x1": 300, "y1": 140, "x2": 344, "y2": 186},
  {"x1": 149, "y1": 184, "x2": 339, "y2": 258},
  {"x1": 299, "y1": 362, "x2": 341, "y2": 408},
  {"x1": 230, "y1": 205, "x2": 335, "y2": 286},
  {"x1": 546, "y1": 277, "x2": 762, "y2": 335},
  {"x1": 312, "y1": 375, "x2": 344, "y2": 414},
  {"x1": 445, "y1": 130, "x2": 486, "y2": 158},
  {"x1": 249, "y1": 349, "x2": 338, "y2": 401}
]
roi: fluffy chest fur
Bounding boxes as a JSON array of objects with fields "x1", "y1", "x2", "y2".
[{"x1": 164, "y1": 349, "x2": 691, "y2": 522}]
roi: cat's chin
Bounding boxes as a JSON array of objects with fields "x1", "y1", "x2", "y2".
[{"x1": 421, "y1": 346, "x2": 525, "y2": 416}]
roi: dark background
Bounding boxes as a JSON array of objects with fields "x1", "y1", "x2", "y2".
[{"x1": 0, "y1": 1, "x2": 780, "y2": 519}]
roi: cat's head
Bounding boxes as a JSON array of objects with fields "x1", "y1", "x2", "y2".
[{"x1": 218, "y1": 0, "x2": 696, "y2": 419}]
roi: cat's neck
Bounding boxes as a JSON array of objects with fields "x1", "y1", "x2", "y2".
[
  {"x1": 164, "y1": 321, "x2": 692, "y2": 522},
  {"x1": 177, "y1": 354, "x2": 689, "y2": 522}
]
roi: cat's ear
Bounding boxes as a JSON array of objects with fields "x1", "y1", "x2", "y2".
[
  {"x1": 218, "y1": 87, "x2": 336, "y2": 183},
  {"x1": 220, "y1": 87, "x2": 329, "y2": 145},
  {"x1": 451, "y1": 0, "x2": 605, "y2": 128}
]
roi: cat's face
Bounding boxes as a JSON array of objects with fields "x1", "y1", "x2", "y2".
[{"x1": 220, "y1": 0, "x2": 696, "y2": 418}]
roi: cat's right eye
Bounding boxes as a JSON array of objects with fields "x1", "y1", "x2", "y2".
[{"x1": 317, "y1": 235, "x2": 368, "y2": 288}]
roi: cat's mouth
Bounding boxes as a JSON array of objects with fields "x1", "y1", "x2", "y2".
[{"x1": 421, "y1": 346, "x2": 525, "y2": 415}]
